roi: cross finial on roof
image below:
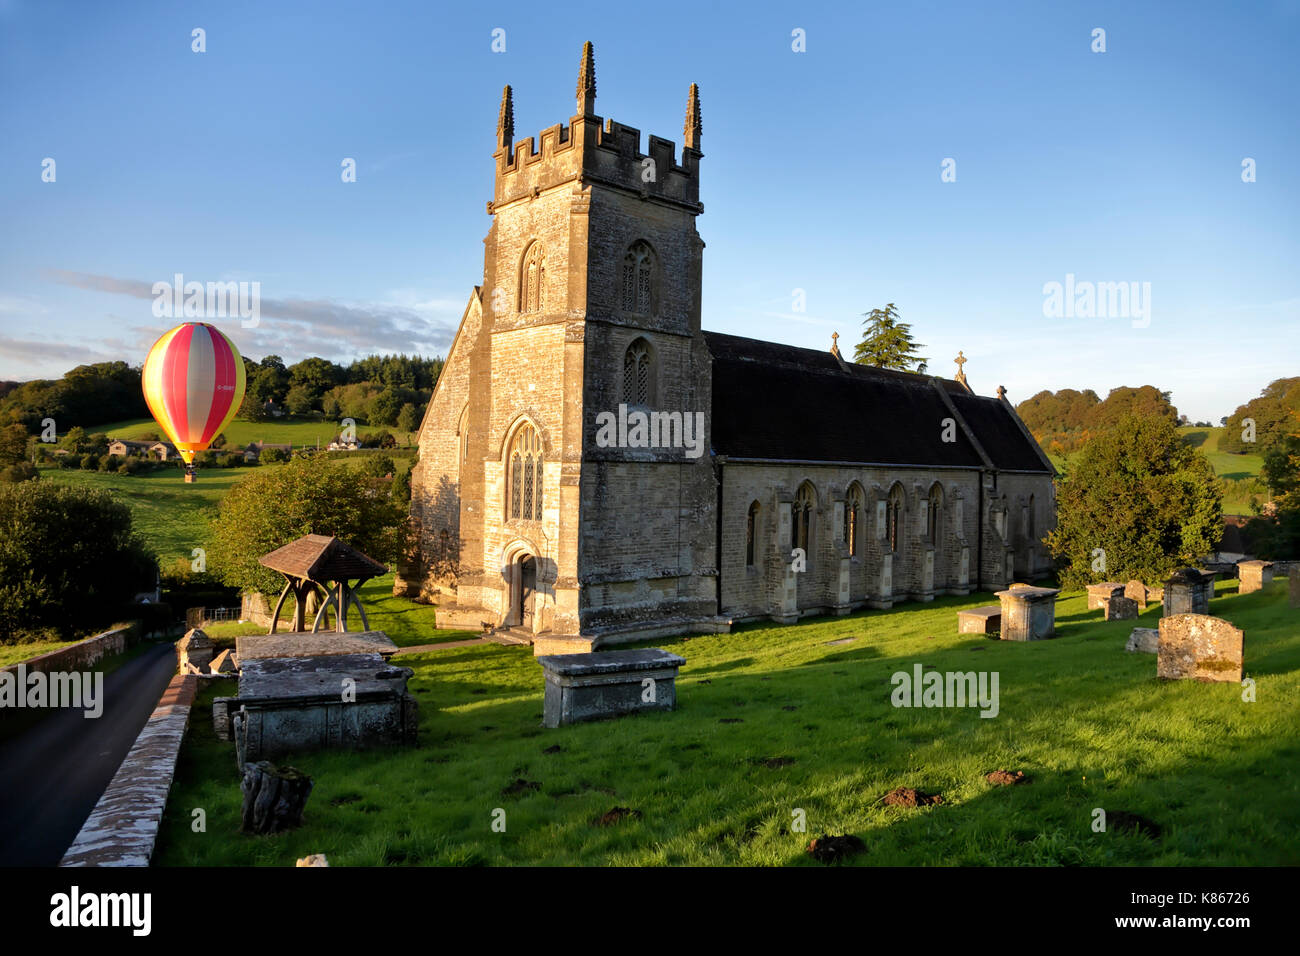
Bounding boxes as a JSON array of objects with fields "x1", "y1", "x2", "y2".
[
  {"x1": 830, "y1": 331, "x2": 841, "y2": 359},
  {"x1": 997, "y1": 385, "x2": 1007, "y2": 400},
  {"x1": 954, "y1": 350, "x2": 971, "y2": 391}
]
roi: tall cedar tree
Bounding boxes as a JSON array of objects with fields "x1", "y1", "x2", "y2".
[
  {"x1": 1046, "y1": 413, "x2": 1222, "y2": 587},
  {"x1": 852, "y1": 304, "x2": 928, "y2": 373}
]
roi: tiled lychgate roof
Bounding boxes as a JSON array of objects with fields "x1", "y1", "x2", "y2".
[
  {"x1": 702, "y1": 330, "x2": 1051, "y2": 473},
  {"x1": 258, "y1": 533, "x2": 388, "y2": 583}
]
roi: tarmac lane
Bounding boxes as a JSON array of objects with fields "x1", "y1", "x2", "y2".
[{"x1": 0, "y1": 642, "x2": 179, "y2": 866}]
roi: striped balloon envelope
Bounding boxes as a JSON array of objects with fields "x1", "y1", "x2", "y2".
[{"x1": 141, "y1": 322, "x2": 246, "y2": 466}]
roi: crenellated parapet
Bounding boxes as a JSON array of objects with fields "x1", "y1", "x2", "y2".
[{"x1": 488, "y1": 42, "x2": 702, "y2": 214}]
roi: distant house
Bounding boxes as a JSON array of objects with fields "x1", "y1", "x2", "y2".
[
  {"x1": 328, "y1": 438, "x2": 360, "y2": 451},
  {"x1": 107, "y1": 438, "x2": 177, "y2": 460},
  {"x1": 244, "y1": 440, "x2": 293, "y2": 463},
  {"x1": 262, "y1": 399, "x2": 286, "y2": 418}
]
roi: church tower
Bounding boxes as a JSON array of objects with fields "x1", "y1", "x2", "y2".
[{"x1": 445, "y1": 42, "x2": 718, "y2": 640}]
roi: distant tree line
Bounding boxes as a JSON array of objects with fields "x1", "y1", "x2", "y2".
[
  {"x1": 0, "y1": 352, "x2": 444, "y2": 438},
  {"x1": 237, "y1": 353, "x2": 441, "y2": 430},
  {"x1": 0, "y1": 361, "x2": 149, "y2": 433},
  {"x1": 1016, "y1": 386, "x2": 1179, "y2": 457}
]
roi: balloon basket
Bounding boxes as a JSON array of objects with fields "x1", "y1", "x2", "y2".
[{"x1": 184, "y1": 469, "x2": 197, "y2": 484}]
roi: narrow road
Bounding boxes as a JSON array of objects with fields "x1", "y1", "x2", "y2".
[{"x1": 0, "y1": 642, "x2": 178, "y2": 866}]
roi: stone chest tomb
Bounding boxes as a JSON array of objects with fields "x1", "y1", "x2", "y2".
[{"x1": 538, "y1": 648, "x2": 685, "y2": 727}]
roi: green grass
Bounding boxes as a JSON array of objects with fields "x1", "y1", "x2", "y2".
[
  {"x1": 39, "y1": 458, "x2": 411, "y2": 566},
  {"x1": 92, "y1": 416, "x2": 363, "y2": 450},
  {"x1": 153, "y1": 578, "x2": 1300, "y2": 867},
  {"x1": 1178, "y1": 426, "x2": 1265, "y2": 482},
  {"x1": 199, "y1": 574, "x2": 474, "y2": 649},
  {"x1": 0, "y1": 637, "x2": 84, "y2": 668},
  {"x1": 42, "y1": 465, "x2": 250, "y2": 565}
]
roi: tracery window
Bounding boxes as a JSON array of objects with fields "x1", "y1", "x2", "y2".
[
  {"x1": 508, "y1": 424, "x2": 542, "y2": 521},
  {"x1": 621, "y1": 241, "x2": 655, "y2": 315},
  {"x1": 521, "y1": 242, "x2": 546, "y2": 313},
  {"x1": 623, "y1": 339, "x2": 652, "y2": 405}
]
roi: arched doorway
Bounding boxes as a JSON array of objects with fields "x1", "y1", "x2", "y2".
[{"x1": 518, "y1": 555, "x2": 537, "y2": 630}]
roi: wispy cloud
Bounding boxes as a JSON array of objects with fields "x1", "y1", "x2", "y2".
[{"x1": 41, "y1": 269, "x2": 460, "y2": 360}]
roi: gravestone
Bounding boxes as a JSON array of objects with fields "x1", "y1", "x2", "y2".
[
  {"x1": 1126, "y1": 627, "x2": 1159, "y2": 654},
  {"x1": 957, "y1": 606, "x2": 1001, "y2": 635},
  {"x1": 538, "y1": 648, "x2": 685, "y2": 727},
  {"x1": 1157, "y1": 614, "x2": 1244, "y2": 683},
  {"x1": 1291, "y1": 567, "x2": 1300, "y2": 609},
  {"x1": 210, "y1": 649, "x2": 237, "y2": 674},
  {"x1": 995, "y1": 586, "x2": 1060, "y2": 641},
  {"x1": 1163, "y1": 568, "x2": 1211, "y2": 616},
  {"x1": 175, "y1": 629, "x2": 214, "y2": 674},
  {"x1": 1124, "y1": 579, "x2": 1148, "y2": 611},
  {"x1": 1105, "y1": 595, "x2": 1139, "y2": 621},
  {"x1": 1086, "y1": 582, "x2": 1125, "y2": 611},
  {"x1": 236, "y1": 630, "x2": 398, "y2": 662},
  {"x1": 1237, "y1": 560, "x2": 1273, "y2": 595}
]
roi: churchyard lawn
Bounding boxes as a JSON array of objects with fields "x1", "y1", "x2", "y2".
[{"x1": 153, "y1": 578, "x2": 1300, "y2": 866}]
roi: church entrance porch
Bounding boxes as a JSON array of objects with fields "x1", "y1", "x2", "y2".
[{"x1": 501, "y1": 541, "x2": 548, "y2": 636}]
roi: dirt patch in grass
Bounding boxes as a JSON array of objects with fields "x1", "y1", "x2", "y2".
[
  {"x1": 593, "y1": 806, "x2": 642, "y2": 826},
  {"x1": 986, "y1": 770, "x2": 1028, "y2": 786},
  {"x1": 883, "y1": 787, "x2": 944, "y2": 808},
  {"x1": 782, "y1": 705, "x2": 798, "y2": 711},
  {"x1": 1109, "y1": 811, "x2": 1163, "y2": 838},
  {"x1": 755, "y1": 756, "x2": 796, "y2": 769},
  {"x1": 542, "y1": 744, "x2": 563, "y2": 754},
  {"x1": 501, "y1": 778, "x2": 540, "y2": 797},
  {"x1": 970, "y1": 646, "x2": 986, "y2": 652},
  {"x1": 807, "y1": 834, "x2": 866, "y2": 864},
  {"x1": 719, "y1": 718, "x2": 744, "y2": 724},
  {"x1": 329, "y1": 793, "x2": 363, "y2": 806}
]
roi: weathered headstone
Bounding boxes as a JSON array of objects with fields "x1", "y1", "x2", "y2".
[
  {"x1": 210, "y1": 649, "x2": 237, "y2": 674},
  {"x1": 175, "y1": 629, "x2": 214, "y2": 674},
  {"x1": 538, "y1": 648, "x2": 685, "y2": 727},
  {"x1": 1086, "y1": 582, "x2": 1125, "y2": 611},
  {"x1": 1157, "y1": 613, "x2": 1244, "y2": 683},
  {"x1": 240, "y1": 761, "x2": 313, "y2": 834},
  {"x1": 995, "y1": 586, "x2": 1060, "y2": 641},
  {"x1": 957, "y1": 606, "x2": 1001, "y2": 635},
  {"x1": 1237, "y1": 560, "x2": 1273, "y2": 595},
  {"x1": 1126, "y1": 627, "x2": 1159, "y2": 654},
  {"x1": 1163, "y1": 568, "x2": 1211, "y2": 616},
  {"x1": 1105, "y1": 595, "x2": 1139, "y2": 621},
  {"x1": 1124, "y1": 579, "x2": 1148, "y2": 611}
]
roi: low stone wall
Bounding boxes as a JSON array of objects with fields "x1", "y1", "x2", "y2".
[
  {"x1": 1, "y1": 624, "x2": 137, "y2": 680},
  {"x1": 60, "y1": 674, "x2": 197, "y2": 867},
  {"x1": 240, "y1": 592, "x2": 275, "y2": 629}
]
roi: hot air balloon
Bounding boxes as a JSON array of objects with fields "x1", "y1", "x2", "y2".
[{"x1": 141, "y1": 322, "x2": 246, "y2": 481}]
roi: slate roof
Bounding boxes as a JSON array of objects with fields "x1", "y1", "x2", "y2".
[
  {"x1": 259, "y1": 534, "x2": 388, "y2": 583},
  {"x1": 702, "y1": 331, "x2": 1052, "y2": 473}
]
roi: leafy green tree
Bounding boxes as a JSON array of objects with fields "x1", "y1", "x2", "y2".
[
  {"x1": 852, "y1": 304, "x2": 927, "y2": 373},
  {"x1": 1046, "y1": 413, "x2": 1223, "y2": 588},
  {"x1": 285, "y1": 384, "x2": 315, "y2": 417},
  {"x1": 1221, "y1": 377, "x2": 1300, "y2": 455},
  {"x1": 0, "y1": 482, "x2": 156, "y2": 642},
  {"x1": 396, "y1": 402, "x2": 421, "y2": 442},
  {"x1": 363, "y1": 454, "x2": 395, "y2": 478},
  {"x1": 0, "y1": 423, "x2": 28, "y2": 468},
  {"x1": 206, "y1": 456, "x2": 410, "y2": 596},
  {"x1": 287, "y1": 357, "x2": 344, "y2": 407}
]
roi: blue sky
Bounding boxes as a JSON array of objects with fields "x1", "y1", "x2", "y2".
[{"x1": 1, "y1": 0, "x2": 1296, "y2": 421}]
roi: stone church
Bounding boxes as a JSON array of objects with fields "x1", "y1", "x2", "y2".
[{"x1": 394, "y1": 42, "x2": 1057, "y2": 644}]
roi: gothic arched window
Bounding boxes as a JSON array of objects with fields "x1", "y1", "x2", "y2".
[
  {"x1": 887, "y1": 483, "x2": 904, "y2": 553},
  {"x1": 927, "y1": 483, "x2": 944, "y2": 545},
  {"x1": 792, "y1": 482, "x2": 815, "y2": 558},
  {"x1": 746, "y1": 501, "x2": 759, "y2": 567},
  {"x1": 844, "y1": 483, "x2": 864, "y2": 557},
  {"x1": 621, "y1": 241, "x2": 655, "y2": 315},
  {"x1": 520, "y1": 242, "x2": 546, "y2": 313},
  {"x1": 508, "y1": 424, "x2": 543, "y2": 521},
  {"x1": 623, "y1": 338, "x2": 652, "y2": 406}
]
